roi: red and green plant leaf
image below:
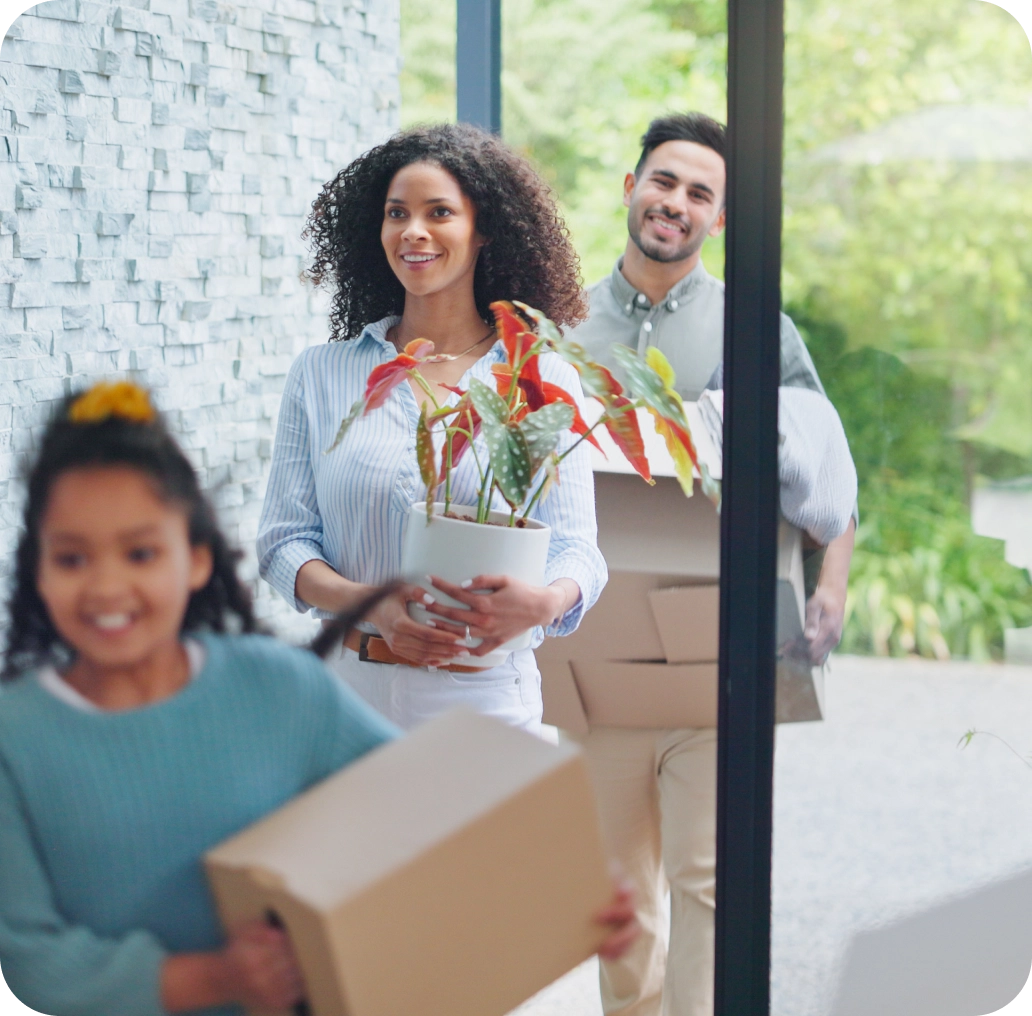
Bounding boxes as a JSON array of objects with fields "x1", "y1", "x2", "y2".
[
  {"x1": 415, "y1": 404, "x2": 438, "y2": 519},
  {"x1": 601, "y1": 397, "x2": 653, "y2": 483},
  {"x1": 612, "y1": 345, "x2": 703, "y2": 495},
  {"x1": 440, "y1": 398, "x2": 482, "y2": 483},
  {"x1": 492, "y1": 365, "x2": 603, "y2": 452},
  {"x1": 491, "y1": 301, "x2": 541, "y2": 369},
  {"x1": 548, "y1": 337, "x2": 625, "y2": 402}
]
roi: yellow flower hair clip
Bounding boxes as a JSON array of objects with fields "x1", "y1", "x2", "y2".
[{"x1": 68, "y1": 381, "x2": 157, "y2": 425}]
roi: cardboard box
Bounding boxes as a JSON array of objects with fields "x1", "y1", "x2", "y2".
[
  {"x1": 539, "y1": 409, "x2": 824, "y2": 731},
  {"x1": 205, "y1": 709, "x2": 613, "y2": 1016}
]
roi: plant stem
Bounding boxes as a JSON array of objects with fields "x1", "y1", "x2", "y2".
[
  {"x1": 478, "y1": 467, "x2": 494, "y2": 523},
  {"x1": 407, "y1": 369, "x2": 441, "y2": 411},
  {"x1": 522, "y1": 475, "x2": 549, "y2": 519}
]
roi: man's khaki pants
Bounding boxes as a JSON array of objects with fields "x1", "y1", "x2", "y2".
[{"x1": 576, "y1": 726, "x2": 717, "y2": 1016}]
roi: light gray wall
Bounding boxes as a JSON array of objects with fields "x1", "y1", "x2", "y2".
[{"x1": 0, "y1": 0, "x2": 399, "y2": 640}]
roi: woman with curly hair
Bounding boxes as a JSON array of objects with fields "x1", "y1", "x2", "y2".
[{"x1": 257, "y1": 123, "x2": 607, "y2": 733}]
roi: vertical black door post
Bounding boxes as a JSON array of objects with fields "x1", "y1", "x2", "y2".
[
  {"x1": 715, "y1": 0, "x2": 784, "y2": 1011},
  {"x1": 456, "y1": 0, "x2": 502, "y2": 133}
]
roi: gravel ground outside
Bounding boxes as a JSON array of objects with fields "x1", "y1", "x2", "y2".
[{"x1": 515, "y1": 654, "x2": 1032, "y2": 1016}]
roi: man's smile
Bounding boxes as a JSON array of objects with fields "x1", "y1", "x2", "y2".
[{"x1": 645, "y1": 211, "x2": 689, "y2": 238}]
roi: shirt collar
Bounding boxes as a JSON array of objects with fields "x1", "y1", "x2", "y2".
[
  {"x1": 355, "y1": 314, "x2": 508, "y2": 366},
  {"x1": 355, "y1": 315, "x2": 402, "y2": 353},
  {"x1": 610, "y1": 257, "x2": 710, "y2": 315}
]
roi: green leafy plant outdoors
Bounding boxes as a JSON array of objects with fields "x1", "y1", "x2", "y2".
[
  {"x1": 794, "y1": 300, "x2": 1032, "y2": 661},
  {"x1": 330, "y1": 302, "x2": 715, "y2": 526}
]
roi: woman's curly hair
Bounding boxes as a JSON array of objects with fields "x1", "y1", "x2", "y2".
[{"x1": 304, "y1": 122, "x2": 588, "y2": 340}]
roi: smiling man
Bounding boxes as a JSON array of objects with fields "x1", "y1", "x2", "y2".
[{"x1": 569, "y1": 112, "x2": 856, "y2": 1016}]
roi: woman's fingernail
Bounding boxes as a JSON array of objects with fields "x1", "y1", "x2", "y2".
[
  {"x1": 460, "y1": 579, "x2": 473, "y2": 589},
  {"x1": 427, "y1": 665, "x2": 438, "y2": 672},
  {"x1": 425, "y1": 620, "x2": 437, "y2": 628},
  {"x1": 457, "y1": 650, "x2": 471, "y2": 658},
  {"x1": 423, "y1": 593, "x2": 435, "y2": 605}
]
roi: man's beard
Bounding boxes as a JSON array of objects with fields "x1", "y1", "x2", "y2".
[{"x1": 628, "y1": 205, "x2": 706, "y2": 264}]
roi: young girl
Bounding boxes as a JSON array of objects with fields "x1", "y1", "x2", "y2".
[{"x1": 0, "y1": 381, "x2": 636, "y2": 1016}]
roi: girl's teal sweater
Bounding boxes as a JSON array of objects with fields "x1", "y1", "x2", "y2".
[{"x1": 0, "y1": 632, "x2": 397, "y2": 1016}]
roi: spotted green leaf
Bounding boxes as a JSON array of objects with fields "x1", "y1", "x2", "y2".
[
  {"x1": 611, "y1": 344, "x2": 685, "y2": 422},
  {"x1": 470, "y1": 378, "x2": 532, "y2": 507},
  {"x1": 519, "y1": 401, "x2": 575, "y2": 475}
]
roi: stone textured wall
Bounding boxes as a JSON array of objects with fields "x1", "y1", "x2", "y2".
[{"x1": 0, "y1": 0, "x2": 399, "y2": 640}]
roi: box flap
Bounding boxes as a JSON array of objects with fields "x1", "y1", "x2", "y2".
[
  {"x1": 647, "y1": 584, "x2": 719, "y2": 663},
  {"x1": 594, "y1": 473, "x2": 721, "y2": 577},
  {"x1": 571, "y1": 660, "x2": 719, "y2": 729}
]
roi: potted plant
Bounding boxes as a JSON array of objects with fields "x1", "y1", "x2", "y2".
[{"x1": 330, "y1": 301, "x2": 719, "y2": 666}]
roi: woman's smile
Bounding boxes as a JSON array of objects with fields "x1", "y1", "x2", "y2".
[
  {"x1": 399, "y1": 250, "x2": 443, "y2": 269},
  {"x1": 381, "y1": 161, "x2": 483, "y2": 298}
]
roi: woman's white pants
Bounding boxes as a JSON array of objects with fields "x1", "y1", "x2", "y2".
[{"x1": 328, "y1": 646, "x2": 543, "y2": 734}]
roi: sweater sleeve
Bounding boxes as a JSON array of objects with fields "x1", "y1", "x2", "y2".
[
  {"x1": 0, "y1": 756, "x2": 168, "y2": 1016},
  {"x1": 257, "y1": 354, "x2": 334, "y2": 613},
  {"x1": 302, "y1": 656, "x2": 401, "y2": 787}
]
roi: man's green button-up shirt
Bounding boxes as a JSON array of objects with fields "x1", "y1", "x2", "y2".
[{"x1": 569, "y1": 258, "x2": 826, "y2": 402}]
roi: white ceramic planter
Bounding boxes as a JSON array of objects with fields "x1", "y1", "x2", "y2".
[{"x1": 399, "y1": 503, "x2": 551, "y2": 668}]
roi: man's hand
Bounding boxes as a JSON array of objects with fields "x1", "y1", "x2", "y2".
[
  {"x1": 803, "y1": 585, "x2": 846, "y2": 664},
  {"x1": 802, "y1": 519, "x2": 855, "y2": 665}
]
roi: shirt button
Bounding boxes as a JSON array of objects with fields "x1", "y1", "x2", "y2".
[
  {"x1": 643, "y1": 321, "x2": 653, "y2": 333},
  {"x1": 669, "y1": 299, "x2": 679, "y2": 310},
  {"x1": 636, "y1": 293, "x2": 648, "y2": 305},
  {"x1": 625, "y1": 303, "x2": 633, "y2": 313}
]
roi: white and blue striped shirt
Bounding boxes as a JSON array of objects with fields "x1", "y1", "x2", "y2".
[{"x1": 257, "y1": 317, "x2": 607, "y2": 640}]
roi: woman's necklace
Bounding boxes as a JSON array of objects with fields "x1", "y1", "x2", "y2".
[{"x1": 389, "y1": 325, "x2": 495, "y2": 359}]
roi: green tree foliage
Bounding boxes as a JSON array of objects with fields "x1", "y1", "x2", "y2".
[{"x1": 399, "y1": 0, "x2": 1032, "y2": 658}]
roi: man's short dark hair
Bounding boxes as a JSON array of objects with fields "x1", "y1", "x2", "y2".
[{"x1": 634, "y1": 112, "x2": 727, "y2": 176}]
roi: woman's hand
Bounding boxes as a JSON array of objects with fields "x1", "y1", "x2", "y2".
[
  {"x1": 219, "y1": 921, "x2": 305, "y2": 1011},
  {"x1": 425, "y1": 575, "x2": 580, "y2": 658},
  {"x1": 365, "y1": 582, "x2": 470, "y2": 667},
  {"x1": 594, "y1": 876, "x2": 640, "y2": 961}
]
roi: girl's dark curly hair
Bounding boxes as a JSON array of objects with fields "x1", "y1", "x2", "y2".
[
  {"x1": 304, "y1": 122, "x2": 588, "y2": 340},
  {"x1": 2, "y1": 394, "x2": 259, "y2": 681}
]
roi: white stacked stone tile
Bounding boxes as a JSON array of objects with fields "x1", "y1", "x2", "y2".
[{"x1": 1, "y1": 0, "x2": 399, "y2": 642}]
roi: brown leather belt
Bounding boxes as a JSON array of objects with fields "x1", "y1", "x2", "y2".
[{"x1": 342, "y1": 629, "x2": 490, "y2": 673}]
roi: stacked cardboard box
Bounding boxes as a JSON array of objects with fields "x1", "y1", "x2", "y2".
[
  {"x1": 206, "y1": 709, "x2": 613, "y2": 1016},
  {"x1": 539, "y1": 408, "x2": 824, "y2": 732}
]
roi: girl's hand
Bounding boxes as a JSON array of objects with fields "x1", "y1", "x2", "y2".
[
  {"x1": 426, "y1": 575, "x2": 578, "y2": 658},
  {"x1": 220, "y1": 920, "x2": 305, "y2": 1010},
  {"x1": 364, "y1": 582, "x2": 469, "y2": 667},
  {"x1": 595, "y1": 876, "x2": 640, "y2": 961}
]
